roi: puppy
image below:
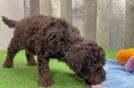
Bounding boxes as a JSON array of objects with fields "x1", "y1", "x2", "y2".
[{"x1": 2, "y1": 15, "x2": 106, "y2": 87}]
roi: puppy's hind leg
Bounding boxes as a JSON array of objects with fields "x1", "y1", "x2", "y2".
[
  {"x1": 3, "y1": 38, "x2": 21, "y2": 68},
  {"x1": 25, "y1": 50, "x2": 36, "y2": 66}
]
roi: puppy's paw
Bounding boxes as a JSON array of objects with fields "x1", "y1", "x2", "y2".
[
  {"x1": 38, "y1": 77, "x2": 54, "y2": 87},
  {"x1": 3, "y1": 60, "x2": 13, "y2": 68}
]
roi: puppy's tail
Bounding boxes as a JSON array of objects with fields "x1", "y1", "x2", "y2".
[{"x1": 1, "y1": 16, "x2": 17, "y2": 28}]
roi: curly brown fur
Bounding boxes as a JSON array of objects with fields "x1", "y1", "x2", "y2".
[{"x1": 2, "y1": 15, "x2": 106, "y2": 87}]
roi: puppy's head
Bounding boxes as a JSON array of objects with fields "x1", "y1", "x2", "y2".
[{"x1": 66, "y1": 40, "x2": 106, "y2": 85}]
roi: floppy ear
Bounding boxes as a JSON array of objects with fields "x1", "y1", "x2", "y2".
[
  {"x1": 65, "y1": 48, "x2": 86, "y2": 73},
  {"x1": 86, "y1": 44, "x2": 106, "y2": 73}
]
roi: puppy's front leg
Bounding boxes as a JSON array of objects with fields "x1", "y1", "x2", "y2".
[{"x1": 37, "y1": 54, "x2": 54, "y2": 87}]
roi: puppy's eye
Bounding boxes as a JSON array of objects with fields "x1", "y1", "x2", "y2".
[
  {"x1": 93, "y1": 61, "x2": 98, "y2": 64},
  {"x1": 92, "y1": 61, "x2": 103, "y2": 68},
  {"x1": 94, "y1": 61, "x2": 97, "y2": 63}
]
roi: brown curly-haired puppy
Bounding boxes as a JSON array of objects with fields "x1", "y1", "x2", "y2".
[{"x1": 2, "y1": 15, "x2": 106, "y2": 87}]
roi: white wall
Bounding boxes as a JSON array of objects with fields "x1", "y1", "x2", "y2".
[{"x1": 0, "y1": 0, "x2": 24, "y2": 50}]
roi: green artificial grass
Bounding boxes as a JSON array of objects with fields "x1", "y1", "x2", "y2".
[
  {"x1": 105, "y1": 49, "x2": 117, "y2": 58},
  {"x1": 0, "y1": 49, "x2": 117, "y2": 88}
]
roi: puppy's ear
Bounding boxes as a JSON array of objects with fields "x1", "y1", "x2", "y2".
[
  {"x1": 86, "y1": 45, "x2": 106, "y2": 73},
  {"x1": 65, "y1": 48, "x2": 85, "y2": 73}
]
